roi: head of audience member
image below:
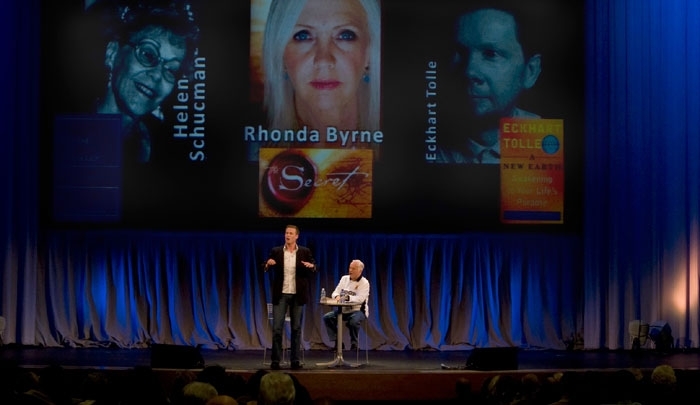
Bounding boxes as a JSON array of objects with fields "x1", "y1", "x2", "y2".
[
  {"x1": 649, "y1": 364, "x2": 678, "y2": 403},
  {"x1": 198, "y1": 365, "x2": 228, "y2": 385},
  {"x1": 206, "y1": 395, "x2": 239, "y2": 405},
  {"x1": 180, "y1": 381, "x2": 219, "y2": 405},
  {"x1": 170, "y1": 370, "x2": 199, "y2": 404},
  {"x1": 480, "y1": 374, "x2": 520, "y2": 405},
  {"x1": 627, "y1": 367, "x2": 644, "y2": 382},
  {"x1": 257, "y1": 372, "x2": 295, "y2": 405},
  {"x1": 518, "y1": 373, "x2": 541, "y2": 403},
  {"x1": 198, "y1": 365, "x2": 246, "y2": 399},
  {"x1": 651, "y1": 364, "x2": 676, "y2": 386},
  {"x1": 263, "y1": 0, "x2": 381, "y2": 131},
  {"x1": 285, "y1": 373, "x2": 312, "y2": 405},
  {"x1": 603, "y1": 369, "x2": 641, "y2": 404},
  {"x1": 539, "y1": 371, "x2": 566, "y2": 404},
  {"x1": 243, "y1": 369, "x2": 269, "y2": 402}
]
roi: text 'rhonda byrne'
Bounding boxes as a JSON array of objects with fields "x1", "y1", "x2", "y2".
[
  {"x1": 243, "y1": 126, "x2": 384, "y2": 146},
  {"x1": 424, "y1": 61, "x2": 438, "y2": 161},
  {"x1": 172, "y1": 57, "x2": 207, "y2": 161}
]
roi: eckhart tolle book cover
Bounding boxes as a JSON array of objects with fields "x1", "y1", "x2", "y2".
[{"x1": 500, "y1": 118, "x2": 564, "y2": 224}]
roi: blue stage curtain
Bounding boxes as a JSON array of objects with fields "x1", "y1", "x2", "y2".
[
  {"x1": 36, "y1": 230, "x2": 581, "y2": 350},
  {"x1": 3, "y1": 0, "x2": 700, "y2": 351},
  {"x1": 584, "y1": 0, "x2": 700, "y2": 349}
]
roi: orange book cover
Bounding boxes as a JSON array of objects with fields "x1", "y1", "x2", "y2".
[
  {"x1": 500, "y1": 118, "x2": 564, "y2": 224},
  {"x1": 259, "y1": 148, "x2": 373, "y2": 218}
]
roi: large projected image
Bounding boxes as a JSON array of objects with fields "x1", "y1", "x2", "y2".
[
  {"x1": 45, "y1": 0, "x2": 247, "y2": 228},
  {"x1": 41, "y1": 0, "x2": 584, "y2": 232},
  {"x1": 48, "y1": 0, "x2": 198, "y2": 223},
  {"x1": 423, "y1": 2, "x2": 569, "y2": 224},
  {"x1": 247, "y1": 0, "x2": 382, "y2": 157},
  {"x1": 247, "y1": 0, "x2": 382, "y2": 219}
]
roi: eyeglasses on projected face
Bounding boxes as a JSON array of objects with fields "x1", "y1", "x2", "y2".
[{"x1": 128, "y1": 39, "x2": 183, "y2": 84}]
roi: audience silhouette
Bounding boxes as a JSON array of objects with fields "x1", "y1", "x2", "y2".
[{"x1": 0, "y1": 359, "x2": 697, "y2": 405}]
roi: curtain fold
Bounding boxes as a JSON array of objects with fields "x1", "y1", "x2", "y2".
[
  {"x1": 4, "y1": 0, "x2": 700, "y2": 352},
  {"x1": 30, "y1": 231, "x2": 582, "y2": 350},
  {"x1": 584, "y1": 0, "x2": 700, "y2": 349}
]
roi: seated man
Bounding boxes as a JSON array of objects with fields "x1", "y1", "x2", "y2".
[{"x1": 323, "y1": 259, "x2": 370, "y2": 350}]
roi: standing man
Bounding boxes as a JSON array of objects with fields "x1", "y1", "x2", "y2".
[
  {"x1": 437, "y1": 3, "x2": 543, "y2": 164},
  {"x1": 323, "y1": 259, "x2": 370, "y2": 351},
  {"x1": 264, "y1": 224, "x2": 317, "y2": 370}
]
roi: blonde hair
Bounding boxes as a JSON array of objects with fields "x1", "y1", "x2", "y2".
[
  {"x1": 258, "y1": 372, "x2": 295, "y2": 405},
  {"x1": 262, "y1": 0, "x2": 381, "y2": 130},
  {"x1": 651, "y1": 364, "x2": 677, "y2": 386}
]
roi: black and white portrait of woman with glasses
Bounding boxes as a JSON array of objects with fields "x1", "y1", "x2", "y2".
[{"x1": 90, "y1": 0, "x2": 200, "y2": 163}]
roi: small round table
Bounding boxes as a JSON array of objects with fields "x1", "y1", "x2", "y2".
[{"x1": 316, "y1": 297, "x2": 361, "y2": 368}]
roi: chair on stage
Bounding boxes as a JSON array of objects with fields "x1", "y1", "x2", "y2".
[
  {"x1": 329, "y1": 314, "x2": 369, "y2": 366},
  {"x1": 347, "y1": 300, "x2": 370, "y2": 366},
  {"x1": 629, "y1": 319, "x2": 650, "y2": 350},
  {"x1": 353, "y1": 319, "x2": 370, "y2": 366},
  {"x1": 262, "y1": 303, "x2": 304, "y2": 366},
  {"x1": 355, "y1": 297, "x2": 371, "y2": 365}
]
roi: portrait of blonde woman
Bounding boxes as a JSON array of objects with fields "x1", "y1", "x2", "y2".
[
  {"x1": 248, "y1": 0, "x2": 381, "y2": 158},
  {"x1": 262, "y1": 0, "x2": 380, "y2": 132}
]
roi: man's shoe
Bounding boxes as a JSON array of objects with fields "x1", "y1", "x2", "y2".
[
  {"x1": 270, "y1": 362, "x2": 280, "y2": 370},
  {"x1": 291, "y1": 361, "x2": 303, "y2": 370}
]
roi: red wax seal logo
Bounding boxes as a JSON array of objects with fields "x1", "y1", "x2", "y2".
[{"x1": 261, "y1": 150, "x2": 317, "y2": 214}]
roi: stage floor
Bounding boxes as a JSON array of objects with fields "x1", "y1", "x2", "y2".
[
  {"x1": 2, "y1": 345, "x2": 698, "y2": 371},
  {"x1": 2, "y1": 345, "x2": 699, "y2": 402}
]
